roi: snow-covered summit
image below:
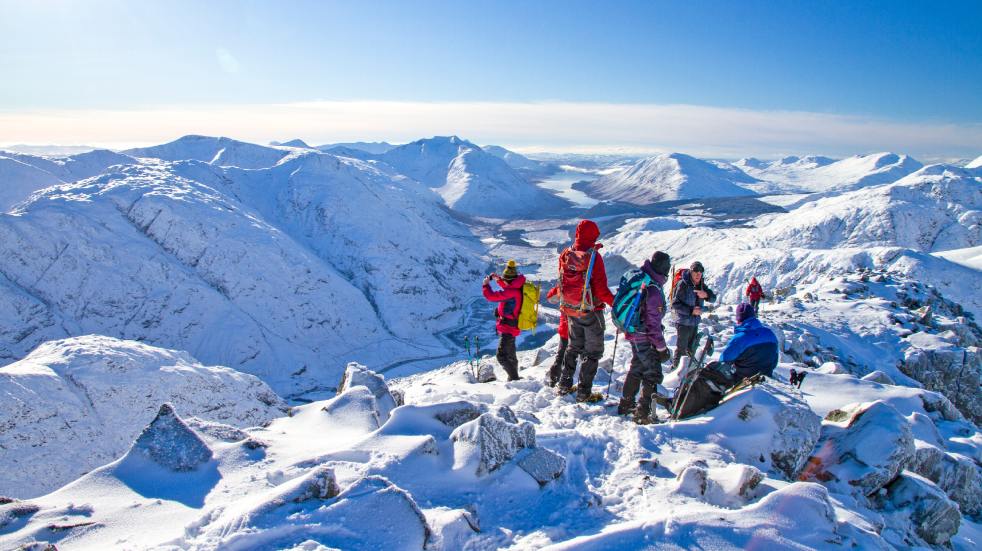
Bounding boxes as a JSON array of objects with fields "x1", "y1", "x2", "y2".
[
  {"x1": 124, "y1": 135, "x2": 292, "y2": 169},
  {"x1": 380, "y1": 136, "x2": 569, "y2": 217},
  {"x1": 583, "y1": 152, "x2": 758, "y2": 205},
  {"x1": 740, "y1": 152, "x2": 923, "y2": 194},
  {"x1": 270, "y1": 138, "x2": 313, "y2": 148},
  {"x1": 966, "y1": 154, "x2": 982, "y2": 169},
  {"x1": 482, "y1": 144, "x2": 557, "y2": 177}
]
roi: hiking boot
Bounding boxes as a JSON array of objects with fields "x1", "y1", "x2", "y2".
[
  {"x1": 576, "y1": 392, "x2": 604, "y2": 403},
  {"x1": 557, "y1": 385, "x2": 576, "y2": 396},
  {"x1": 616, "y1": 399, "x2": 636, "y2": 416},
  {"x1": 653, "y1": 393, "x2": 673, "y2": 409},
  {"x1": 633, "y1": 409, "x2": 654, "y2": 425},
  {"x1": 548, "y1": 375, "x2": 559, "y2": 387}
]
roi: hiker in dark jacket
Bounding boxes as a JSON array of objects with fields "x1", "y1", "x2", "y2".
[
  {"x1": 671, "y1": 261, "x2": 717, "y2": 370},
  {"x1": 556, "y1": 220, "x2": 615, "y2": 402},
  {"x1": 482, "y1": 260, "x2": 524, "y2": 381},
  {"x1": 619, "y1": 251, "x2": 673, "y2": 424},
  {"x1": 717, "y1": 302, "x2": 778, "y2": 382}
]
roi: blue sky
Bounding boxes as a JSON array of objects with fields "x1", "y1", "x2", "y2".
[{"x1": 1, "y1": 0, "x2": 980, "y2": 157}]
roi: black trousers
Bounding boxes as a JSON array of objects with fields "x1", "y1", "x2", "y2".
[
  {"x1": 750, "y1": 298, "x2": 760, "y2": 314},
  {"x1": 496, "y1": 333, "x2": 520, "y2": 381},
  {"x1": 673, "y1": 323, "x2": 699, "y2": 369},
  {"x1": 560, "y1": 311, "x2": 605, "y2": 396},
  {"x1": 621, "y1": 339, "x2": 664, "y2": 414},
  {"x1": 549, "y1": 338, "x2": 569, "y2": 385}
]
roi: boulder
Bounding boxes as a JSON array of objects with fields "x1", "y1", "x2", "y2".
[
  {"x1": 802, "y1": 401, "x2": 914, "y2": 498},
  {"x1": 128, "y1": 403, "x2": 213, "y2": 471},
  {"x1": 901, "y1": 345, "x2": 981, "y2": 425},
  {"x1": 708, "y1": 381, "x2": 821, "y2": 480},
  {"x1": 425, "y1": 507, "x2": 480, "y2": 550},
  {"x1": 450, "y1": 413, "x2": 535, "y2": 476},
  {"x1": 860, "y1": 370, "x2": 895, "y2": 385},
  {"x1": 321, "y1": 387, "x2": 382, "y2": 431},
  {"x1": 517, "y1": 447, "x2": 566, "y2": 485},
  {"x1": 817, "y1": 361, "x2": 848, "y2": 375},
  {"x1": 338, "y1": 363, "x2": 398, "y2": 422},
  {"x1": 909, "y1": 442, "x2": 982, "y2": 517},
  {"x1": 322, "y1": 476, "x2": 430, "y2": 550},
  {"x1": 476, "y1": 362, "x2": 497, "y2": 383},
  {"x1": 872, "y1": 471, "x2": 961, "y2": 546}
]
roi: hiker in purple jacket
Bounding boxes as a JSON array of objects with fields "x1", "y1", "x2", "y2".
[{"x1": 619, "y1": 251, "x2": 673, "y2": 424}]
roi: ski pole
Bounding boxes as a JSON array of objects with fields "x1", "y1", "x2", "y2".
[{"x1": 605, "y1": 329, "x2": 620, "y2": 400}]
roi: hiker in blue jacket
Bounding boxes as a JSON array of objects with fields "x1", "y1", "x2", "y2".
[{"x1": 717, "y1": 302, "x2": 779, "y2": 382}]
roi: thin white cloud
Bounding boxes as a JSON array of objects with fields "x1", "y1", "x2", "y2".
[
  {"x1": 0, "y1": 100, "x2": 979, "y2": 159},
  {"x1": 216, "y1": 48, "x2": 240, "y2": 74}
]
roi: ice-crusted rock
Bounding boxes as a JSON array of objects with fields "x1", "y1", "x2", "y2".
[
  {"x1": 338, "y1": 363, "x2": 398, "y2": 422},
  {"x1": 450, "y1": 413, "x2": 536, "y2": 476},
  {"x1": 128, "y1": 403, "x2": 213, "y2": 471},
  {"x1": 674, "y1": 463, "x2": 764, "y2": 507},
  {"x1": 872, "y1": 471, "x2": 961, "y2": 546},
  {"x1": 860, "y1": 370, "x2": 895, "y2": 385},
  {"x1": 322, "y1": 387, "x2": 382, "y2": 431},
  {"x1": 476, "y1": 362, "x2": 497, "y2": 383},
  {"x1": 802, "y1": 401, "x2": 914, "y2": 497},
  {"x1": 901, "y1": 345, "x2": 982, "y2": 424},
  {"x1": 706, "y1": 381, "x2": 821, "y2": 479},
  {"x1": 185, "y1": 417, "x2": 251, "y2": 442},
  {"x1": 517, "y1": 447, "x2": 566, "y2": 486},
  {"x1": 425, "y1": 507, "x2": 479, "y2": 550}
]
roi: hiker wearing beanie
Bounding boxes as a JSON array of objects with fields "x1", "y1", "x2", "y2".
[
  {"x1": 545, "y1": 285, "x2": 569, "y2": 387},
  {"x1": 717, "y1": 302, "x2": 779, "y2": 381},
  {"x1": 670, "y1": 260, "x2": 717, "y2": 371},
  {"x1": 482, "y1": 260, "x2": 525, "y2": 381},
  {"x1": 556, "y1": 220, "x2": 615, "y2": 402},
  {"x1": 745, "y1": 277, "x2": 764, "y2": 315},
  {"x1": 619, "y1": 251, "x2": 673, "y2": 424}
]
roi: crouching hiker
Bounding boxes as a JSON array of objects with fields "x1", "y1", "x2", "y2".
[
  {"x1": 556, "y1": 220, "x2": 615, "y2": 402},
  {"x1": 617, "y1": 251, "x2": 673, "y2": 424},
  {"x1": 545, "y1": 285, "x2": 569, "y2": 388},
  {"x1": 482, "y1": 260, "x2": 524, "y2": 381},
  {"x1": 671, "y1": 303, "x2": 779, "y2": 419}
]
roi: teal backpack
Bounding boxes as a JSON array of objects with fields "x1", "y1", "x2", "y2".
[{"x1": 612, "y1": 269, "x2": 656, "y2": 334}]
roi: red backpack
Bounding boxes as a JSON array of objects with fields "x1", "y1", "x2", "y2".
[{"x1": 558, "y1": 247, "x2": 596, "y2": 317}]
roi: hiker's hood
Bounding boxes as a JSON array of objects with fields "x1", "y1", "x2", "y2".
[
  {"x1": 750, "y1": 277, "x2": 759, "y2": 285},
  {"x1": 641, "y1": 260, "x2": 668, "y2": 285},
  {"x1": 573, "y1": 220, "x2": 601, "y2": 251}
]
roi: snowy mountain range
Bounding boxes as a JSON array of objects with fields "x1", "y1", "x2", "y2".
[
  {"x1": 583, "y1": 152, "x2": 758, "y2": 204},
  {"x1": 0, "y1": 134, "x2": 980, "y2": 549}
]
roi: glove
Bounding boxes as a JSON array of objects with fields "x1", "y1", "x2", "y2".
[{"x1": 656, "y1": 348, "x2": 671, "y2": 363}]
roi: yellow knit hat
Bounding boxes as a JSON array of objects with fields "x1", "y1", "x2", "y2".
[{"x1": 502, "y1": 259, "x2": 518, "y2": 280}]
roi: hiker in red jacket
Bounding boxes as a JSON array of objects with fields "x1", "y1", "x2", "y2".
[
  {"x1": 746, "y1": 277, "x2": 764, "y2": 315},
  {"x1": 545, "y1": 286, "x2": 569, "y2": 387},
  {"x1": 483, "y1": 260, "x2": 525, "y2": 381},
  {"x1": 555, "y1": 220, "x2": 615, "y2": 402}
]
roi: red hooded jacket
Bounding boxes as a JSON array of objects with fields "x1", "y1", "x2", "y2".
[
  {"x1": 746, "y1": 277, "x2": 763, "y2": 301},
  {"x1": 483, "y1": 274, "x2": 526, "y2": 337},
  {"x1": 545, "y1": 286, "x2": 569, "y2": 339},
  {"x1": 562, "y1": 220, "x2": 615, "y2": 311}
]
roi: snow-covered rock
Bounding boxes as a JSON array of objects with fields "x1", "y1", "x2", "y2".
[
  {"x1": 872, "y1": 471, "x2": 961, "y2": 546},
  {"x1": 0, "y1": 335, "x2": 285, "y2": 498},
  {"x1": 701, "y1": 381, "x2": 821, "y2": 480},
  {"x1": 321, "y1": 386, "x2": 383, "y2": 431},
  {"x1": 516, "y1": 447, "x2": 566, "y2": 485},
  {"x1": 380, "y1": 136, "x2": 568, "y2": 217},
  {"x1": 803, "y1": 401, "x2": 915, "y2": 498},
  {"x1": 860, "y1": 370, "x2": 895, "y2": 384},
  {"x1": 909, "y1": 442, "x2": 982, "y2": 517},
  {"x1": 450, "y1": 412, "x2": 536, "y2": 476},
  {"x1": 338, "y1": 363, "x2": 399, "y2": 423},
  {"x1": 583, "y1": 153, "x2": 757, "y2": 204}
]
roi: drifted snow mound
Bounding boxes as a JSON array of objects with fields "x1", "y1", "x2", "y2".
[
  {"x1": 582, "y1": 153, "x2": 757, "y2": 205},
  {"x1": 802, "y1": 401, "x2": 915, "y2": 498},
  {"x1": 380, "y1": 136, "x2": 568, "y2": 217},
  {"x1": 688, "y1": 380, "x2": 821, "y2": 480},
  {"x1": 0, "y1": 335, "x2": 285, "y2": 498},
  {"x1": 546, "y1": 483, "x2": 882, "y2": 550},
  {"x1": 124, "y1": 135, "x2": 292, "y2": 169}
]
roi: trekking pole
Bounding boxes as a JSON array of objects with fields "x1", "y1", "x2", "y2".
[
  {"x1": 605, "y1": 329, "x2": 620, "y2": 400},
  {"x1": 474, "y1": 335, "x2": 481, "y2": 379}
]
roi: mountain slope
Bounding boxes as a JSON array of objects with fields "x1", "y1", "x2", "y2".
[
  {"x1": 0, "y1": 161, "x2": 406, "y2": 393},
  {"x1": 0, "y1": 156, "x2": 63, "y2": 211},
  {"x1": 739, "y1": 152, "x2": 923, "y2": 194},
  {"x1": 482, "y1": 145, "x2": 557, "y2": 178},
  {"x1": 583, "y1": 153, "x2": 757, "y2": 205},
  {"x1": 967, "y1": 155, "x2": 982, "y2": 169},
  {"x1": 380, "y1": 136, "x2": 569, "y2": 217},
  {"x1": 125, "y1": 135, "x2": 292, "y2": 169}
]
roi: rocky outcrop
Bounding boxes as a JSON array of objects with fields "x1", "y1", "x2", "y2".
[
  {"x1": 901, "y1": 345, "x2": 982, "y2": 425},
  {"x1": 128, "y1": 403, "x2": 212, "y2": 471},
  {"x1": 802, "y1": 401, "x2": 914, "y2": 498},
  {"x1": 338, "y1": 363, "x2": 399, "y2": 422},
  {"x1": 909, "y1": 442, "x2": 982, "y2": 517}
]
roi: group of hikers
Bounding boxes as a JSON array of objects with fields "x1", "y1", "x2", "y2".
[{"x1": 483, "y1": 219, "x2": 779, "y2": 424}]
